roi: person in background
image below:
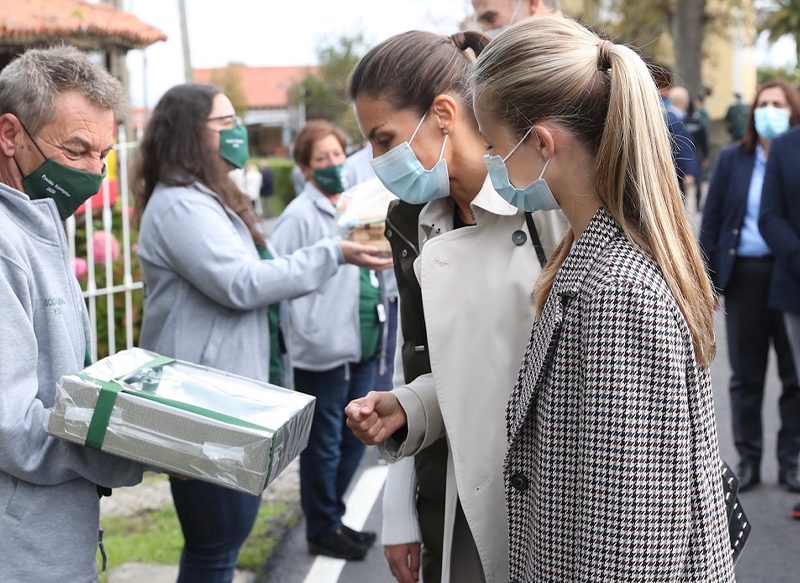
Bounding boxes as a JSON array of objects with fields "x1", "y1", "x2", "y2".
[
  {"x1": 134, "y1": 85, "x2": 390, "y2": 582},
  {"x1": 671, "y1": 85, "x2": 708, "y2": 210},
  {"x1": 726, "y1": 92, "x2": 750, "y2": 143},
  {"x1": 290, "y1": 161, "x2": 305, "y2": 197},
  {"x1": 345, "y1": 28, "x2": 566, "y2": 583},
  {"x1": 758, "y1": 90, "x2": 800, "y2": 495},
  {"x1": 259, "y1": 160, "x2": 275, "y2": 217},
  {"x1": 650, "y1": 62, "x2": 698, "y2": 196},
  {"x1": 687, "y1": 91, "x2": 712, "y2": 204},
  {"x1": 242, "y1": 162, "x2": 263, "y2": 215},
  {"x1": 344, "y1": 141, "x2": 376, "y2": 185},
  {"x1": 471, "y1": 0, "x2": 561, "y2": 36},
  {"x1": 0, "y1": 45, "x2": 145, "y2": 583},
  {"x1": 695, "y1": 90, "x2": 712, "y2": 141},
  {"x1": 469, "y1": 17, "x2": 732, "y2": 580},
  {"x1": 271, "y1": 120, "x2": 388, "y2": 561},
  {"x1": 668, "y1": 85, "x2": 690, "y2": 120},
  {"x1": 700, "y1": 80, "x2": 800, "y2": 494},
  {"x1": 343, "y1": 142, "x2": 400, "y2": 393}
]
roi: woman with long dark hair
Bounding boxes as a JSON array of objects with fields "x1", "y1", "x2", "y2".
[
  {"x1": 700, "y1": 80, "x2": 800, "y2": 493},
  {"x1": 133, "y1": 83, "x2": 389, "y2": 583}
]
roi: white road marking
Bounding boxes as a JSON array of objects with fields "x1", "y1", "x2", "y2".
[{"x1": 302, "y1": 465, "x2": 389, "y2": 583}]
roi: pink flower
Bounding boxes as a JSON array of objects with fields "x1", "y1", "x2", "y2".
[
  {"x1": 73, "y1": 257, "x2": 88, "y2": 279},
  {"x1": 91, "y1": 231, "x2": 120, "y2": 264}
]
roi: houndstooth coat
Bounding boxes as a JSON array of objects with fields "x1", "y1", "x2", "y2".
[{"x1": 505, "y1": 209, "x2": 735, "y2": 582}]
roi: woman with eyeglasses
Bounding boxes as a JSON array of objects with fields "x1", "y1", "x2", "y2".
[{"x1": 133, "y1": 84, "x2": 390, "y2": 583}]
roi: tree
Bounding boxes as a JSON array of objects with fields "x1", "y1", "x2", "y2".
[
  {"x1": 288, "y1": 33, "x2": 369, "y2": 143},
  {"x1": 759, "y1": 0, "x2": 800, "y2": 67},
  {"x1": 579, "y1": 0, "x2": 741, "y2": 99},
  {"x1": 672, "y1": 0, "x2": 707, "y2": 101},
  {"x1": 209, "y1": 64, "x2": 248, "y2": 117}
]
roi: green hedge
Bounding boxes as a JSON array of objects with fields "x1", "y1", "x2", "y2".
[{"x1": 261, "y1": 157, "x2": 297, "y2": 215}]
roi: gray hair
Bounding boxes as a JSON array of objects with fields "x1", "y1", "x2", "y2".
[{"x1": 0, "y1": 45, "x2": 126, "y2": 135}]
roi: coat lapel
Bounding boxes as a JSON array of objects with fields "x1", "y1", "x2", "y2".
[
  {"x1": 506, "y1": 293, "x2": 566, "y2": 440},
  {"x1": 506, "y1": 208, "x2": 623, "y2": 441}
]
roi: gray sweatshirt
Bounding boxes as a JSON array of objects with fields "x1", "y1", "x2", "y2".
[
  {"x1": 0, "y1": 182, "x2": 144, "y2": 583},
  {"x1": 270, "y1": 183, "x2": 362, "y2": 371},
  {"x1": 137, "y1": 181, "x2": 345, "y2": 383}
]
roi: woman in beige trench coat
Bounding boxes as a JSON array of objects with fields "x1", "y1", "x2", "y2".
[{"x1": 345, "y1": 30, "x2": 566, "y2": 583}]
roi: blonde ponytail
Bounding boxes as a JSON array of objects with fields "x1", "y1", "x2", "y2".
[
  {"x1": 473, "y1": 16, "x2": 716, "y2": 366},
  {"x1": 596, "y1": 43, "x2": 716, "y2": 366}
]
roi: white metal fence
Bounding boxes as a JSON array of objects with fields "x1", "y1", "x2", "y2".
[{"x1": 65, "y1": 127, "x2": 144, "y2": 362}]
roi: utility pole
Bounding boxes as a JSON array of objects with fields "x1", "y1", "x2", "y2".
[
  {"x1": 102, "y1": 0, "x2": 134, "y2": 143},
  {"x1": 178, "y1": 0, "x2": 192, "y2": 83}
]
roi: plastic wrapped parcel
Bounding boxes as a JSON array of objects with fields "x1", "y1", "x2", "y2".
[{"x1": 47, "y1": 348, "x2": 315, "y2": 495}]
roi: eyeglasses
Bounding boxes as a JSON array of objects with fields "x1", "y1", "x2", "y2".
[{"x1": 207, "y1": 114, "x2": 243, "y2": 129}]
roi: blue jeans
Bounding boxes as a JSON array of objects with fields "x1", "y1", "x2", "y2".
[
  {"x1": 375, "y1": 298, "x2": 398, "y2": 391},
  {"x1": 295, "y1": 357, "x2": 379, "y2": 540},
  {"x1": 170, "y1": 478, "x2": 261, "y2": 583}
]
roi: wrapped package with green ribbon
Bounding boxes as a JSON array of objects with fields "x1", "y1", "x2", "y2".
[{"x1": 47, "y1": 348, "x2": 315, "y2": 495}]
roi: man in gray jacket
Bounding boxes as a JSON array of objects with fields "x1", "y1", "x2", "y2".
[{"x1": 0, "y1": 47, "x2": 144, "y2": 582}]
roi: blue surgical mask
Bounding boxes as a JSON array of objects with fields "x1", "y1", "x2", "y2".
[
  {"x1": 483, "y1": 127, "x2": 559, "y2": 212},
  {"x1": 370, "y1": 112, "x2": 450, "y2": 205},
  {"x1": 754, "y1": 106, "x2": 790, "y2": 141}
]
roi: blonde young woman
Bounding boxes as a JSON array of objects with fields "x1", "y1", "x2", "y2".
[
  {"x1": 344, "y1": 30, "x2": 565, "y2": 583},
  {"x1": 467, "y1": 17, "x2": 735, "y2": 581}
]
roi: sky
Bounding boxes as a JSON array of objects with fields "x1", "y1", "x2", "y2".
[
  {"x1": 124, "y1": 0, "x2": 473, "y2": 108},
  {"x1": 123, "y1": 0, "x2": 796, "y2": 110}
]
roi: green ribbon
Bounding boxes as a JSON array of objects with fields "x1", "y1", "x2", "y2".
[
  {"x1": 82, "y1": 376, "x2": 124, "y2": 450},
  {"x1": 79, "y1": 356, "x2": 279, "y2": 486}
]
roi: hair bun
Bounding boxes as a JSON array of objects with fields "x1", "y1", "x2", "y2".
[{"x1": 448, "y1": 30, "x2": 491, "y2": 60}]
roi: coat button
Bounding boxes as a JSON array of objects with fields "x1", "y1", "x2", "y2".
[
  {"x1": 386, "y1": 229, "x2": 393, "y2": 238},
  {"x1": 732, "y1": 228, "x2": 739, "y2": 236},
  {"x1": 512, "y1": 230, "x2": 527, "y2": 246},
  {"x1": 510, "y1": 472, "x2": 529, "y2": 491},
  {"x1": 729, "y1": 248, "x2": 736, "y2": 256},
  {"x1": 401, "y1": 249, "x2": 408, "y2": 258}
]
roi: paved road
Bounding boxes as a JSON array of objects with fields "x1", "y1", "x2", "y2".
[
  {"x1": 711, "y1": 311, "x2": 800, "y2": 583},
  {"x1": 258, "y1": 448, "x2": 393, "y2": 583}
]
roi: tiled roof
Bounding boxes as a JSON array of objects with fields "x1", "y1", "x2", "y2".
[
  {"x1": 193, "y1": 65, "x2": 319, "y2": 109},
  {"x1": 0, "y1": 0, "x2": 167, "y2": 50}
]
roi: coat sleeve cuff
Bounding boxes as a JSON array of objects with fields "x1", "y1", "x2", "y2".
[{"x1": 379, "y1": 379, "x2": 442, "y2": 461}]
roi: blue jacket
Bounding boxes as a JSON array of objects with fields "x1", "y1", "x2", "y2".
[
  {"x1": 270, "y1": 182, "x2": 363, "y2": 371},
  {"x1": 759, "y1": 126, "x2": 800, "y2": 314},
  {"x1": 699, "y1": 144, "x2": 756, "y2": 292},
  {"x1": 666, "y1": 109, "x2": 699, "y2": 184}
]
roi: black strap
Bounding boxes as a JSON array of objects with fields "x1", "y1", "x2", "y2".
[
  {"x1": 525, "y1": 212, "x2": 547, "y2": 268},
  {"x1": 98, "y1": 528, "x2": 108, "y2": 572}
]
